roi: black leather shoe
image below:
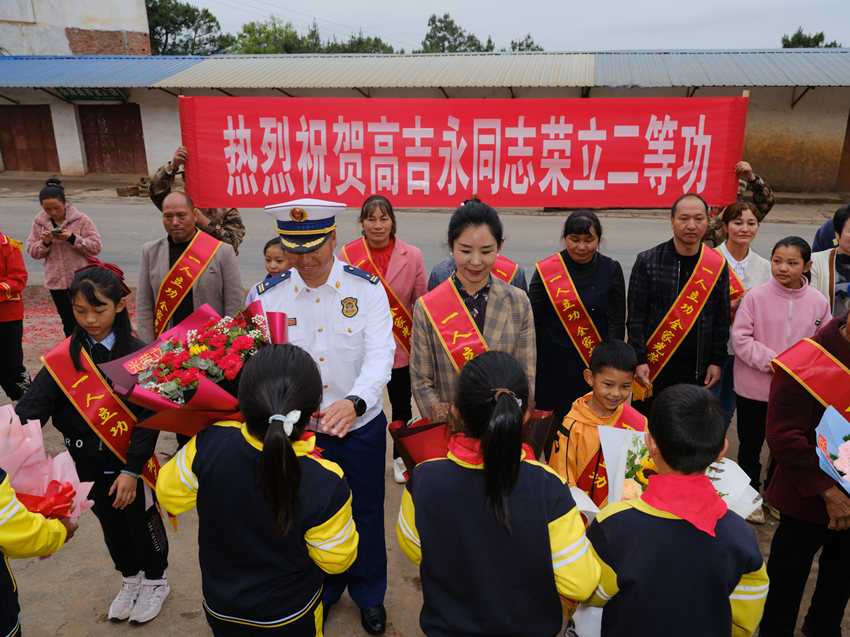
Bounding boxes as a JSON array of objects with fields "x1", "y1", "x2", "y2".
[{"x1": 360, "y1": 605, "x2": 387, "y2": 635}]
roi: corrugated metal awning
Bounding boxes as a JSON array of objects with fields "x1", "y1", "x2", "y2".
[
  {"x1": 151, "y1": 52, "x2": 596, "y2": 89},
  {"x1": 0, "y1": 55, "x2": 205, "y2": 88},
  {"x1": 595, "y1": 49, "x2": 850, "y2": 87}
]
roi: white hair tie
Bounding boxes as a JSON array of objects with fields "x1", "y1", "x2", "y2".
[{"x1": 268, "y1": 410, "x2": 301, "y2": 437}]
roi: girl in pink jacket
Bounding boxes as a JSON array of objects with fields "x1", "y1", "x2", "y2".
[
  {"x1": 26, "y1": 178, "x2": 102, "y2": 336},
  {"x1": 731, "y1": 236, "x2": 830, "y2": 500}
]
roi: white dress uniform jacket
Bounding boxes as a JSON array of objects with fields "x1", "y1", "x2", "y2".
[{"x1": 259, "y1": 257, "x2": 394, "y2": 431}]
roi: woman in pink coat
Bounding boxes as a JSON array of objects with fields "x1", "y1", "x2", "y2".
[
  {"x1": 26, "y1": 178, "x2": 102, "y2": 336},
  {"x1": 340, "y1": 195, "x2": 427, "y2": 483},
  {"x1": 731, "y1": 236, "x2": 830, "y2": 508}
]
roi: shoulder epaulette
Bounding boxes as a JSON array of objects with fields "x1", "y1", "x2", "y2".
[
  {"x1": 343, "y1": 264, "x2": 380, "y2": 284},
  {"x1": 9, "y1": 238, "x2": 22, "y2": 252},
  {"x1": 255, "y1": 271, "x2": 291, "y2": 295}
]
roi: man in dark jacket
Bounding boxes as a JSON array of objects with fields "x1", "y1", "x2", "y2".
[
  {"x1": 627, "y1": 193, "x2": 730, "y2": 415},
  {"x1": 760, "y1": 309, "x2": 850, "y2": 637}
]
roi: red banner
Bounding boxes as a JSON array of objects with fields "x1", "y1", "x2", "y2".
[{"x1": 178, "y1": 96, "x2": 747, "y2": 209}]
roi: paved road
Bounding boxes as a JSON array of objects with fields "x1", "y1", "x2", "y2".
[{"x1": 1, "y1": 196, "x2": 829, "y2": 289}]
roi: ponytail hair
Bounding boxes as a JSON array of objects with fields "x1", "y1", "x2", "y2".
[
  {"x1": 453, "y1": 350, "x2": 529, "y2": 530},
  {"x1": 238, "y1": 345, "x2": 323, "y2": 535},
  {"x1": 68, "y1": 263, "x2": 132, "y2": 371}
]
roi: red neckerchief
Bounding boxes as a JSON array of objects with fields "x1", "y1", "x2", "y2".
[
  {"x1": 641, "y1": 473, "x2": 727, "y2": 536},
  {"x1": 447, "y1": 432, "x2": 535, "y2": 465}
]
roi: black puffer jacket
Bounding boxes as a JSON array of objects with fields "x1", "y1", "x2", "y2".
[{"x1": 627, "y1": 239, "x2": 730, "y2": 375}]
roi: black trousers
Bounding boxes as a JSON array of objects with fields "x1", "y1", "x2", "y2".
[
  {"x1": 386, "y1": 366, "x2": 412, "y2": 460},
  {"x1": 77, "y1": 460, "x2": 169, "y2": 580},
  {"x1": 0, "y1": 320, "x2": 27, "y2": 400},
  {"x1": 632, "y1": 376, "x2": 702, "y2": 417},
  {"x1": 760, "y1": 513, "x2": 850, "y2": 637},
  {"x1": 735, "y1": 394, "x2": 769, "y2": 491},
  {"x1": 49, "y1": 288, "x2": 75, "y2": 337}
]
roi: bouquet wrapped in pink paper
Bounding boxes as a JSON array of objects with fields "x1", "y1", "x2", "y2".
[
  {"x1": 0, "y1": 405, "x2": 93, "y2": 523},
  {"x1": 101, "y1": 301, "x2": 288, "y2": 437}
]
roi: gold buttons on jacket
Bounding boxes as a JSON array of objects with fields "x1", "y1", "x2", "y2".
[
  {"x1": 319, "y1": 356, "x2": 325, "y2": 361},
  {"x1": 318, "y1": 327, "x2": 323, "y2": 332},
  {"x1": 316, "y1": 298, "x2": 320, "y2": 303}
]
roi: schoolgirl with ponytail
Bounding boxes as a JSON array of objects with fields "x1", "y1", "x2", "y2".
[
  {"x1": 156, "y1": 344, "x2": 358, "y2": 636},
  {"x1": 397, "y1": 350, "x2": 600, "y2": 637}
]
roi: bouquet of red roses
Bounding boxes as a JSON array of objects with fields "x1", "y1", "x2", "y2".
[
  {"x1": 102, "y1": 302, "x2": 288, "y2": 437},
  {"x1": 138, "y1": 314, "x2": 268, "y2": 405}
]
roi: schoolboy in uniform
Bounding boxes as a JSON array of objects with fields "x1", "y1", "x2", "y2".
[
  {"x1": 584, "y1": 384, "x2": 768, "y2": 637},
  {"x1": 549, "y1": 340, "x2": 647, "y2": 508},
  {"x1": 260, "y1": 199, "x2": 394, "y2": 635}
]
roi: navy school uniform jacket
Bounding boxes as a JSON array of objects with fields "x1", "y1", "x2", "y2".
[
  {"x1": 156, "y1": 422, "x2": 358, "y2": 629},
  {"x1": 584, "y1": 480, "x2": 768, "y2": 637},
  {"x1": 396, "y1": 435, "x2": 600, "y2": 637},
  {"x1": 0, "y1": 468, "x2": 68, "y2": 636}
]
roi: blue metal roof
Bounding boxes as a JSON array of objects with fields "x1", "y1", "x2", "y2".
[
  {"x1": 0, "y1": 55, "x2": 205, "y2": 88},
  {"x1": 594, "y1": 49, "x2": 850, "y2": 87}
]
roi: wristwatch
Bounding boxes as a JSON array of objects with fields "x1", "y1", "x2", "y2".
[{"x1": 345, "y1": 395, "x2": 367, "y2": 417}]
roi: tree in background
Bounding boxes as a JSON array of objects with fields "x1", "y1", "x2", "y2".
[
  {"x1": 230, "y1": 15, "x2": 311, "y2": 54},
  {"x1": 781, "y1": 27, "x2": 841, "y2": 48},
  {"x1": 326, "y1": 31, "x2": 396, "y2": 54},
  {"x1": 510, "y1": 34, "x2": 543, "y2": 51},
  {"x1": 229, "y1": 17, "x2": 396, "y2": 54},
  {"x1": 417, "y1": 13, "x2": 495, "y2": 53},
  {"x1": 146, "y1": 0, "x2": 235, "y2": 55}
]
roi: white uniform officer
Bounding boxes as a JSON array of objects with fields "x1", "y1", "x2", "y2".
[{"x1": 260, "y1": 199, "x2": 394, "y2": 635}]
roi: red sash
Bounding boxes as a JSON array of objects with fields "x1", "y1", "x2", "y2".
[
  {"x1": 339, "y1": 238, "x2": 413, "y2": 355},
  {"x1": 419, "y1": 280, "x2": 488, "y2": 372},
  {"x1": 771, "y1": 338, "x2": 850, "y2": 417},
  {"x1": 41, "y1": 339, "x2": 161, "y2": 489},
  {"x1": 492, "y1": 254, "x2": 519, "y2": 285},
  {"x1": 574, "y1": 404, "x2": 647, "y2": 507},
  {"x1": 634, "y1": 245, "x2": 725, "y2": 400},
  {"x1": 536, "y1": 254, "x2": 602, "y2": 366},
  {"x1": 715, "y1": 249, "x2": 745, "y2": 323},
  {"x1": 154, "y1": 231, "x2": 221, "y2": 337}
]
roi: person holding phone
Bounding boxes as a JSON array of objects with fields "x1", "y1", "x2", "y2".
[{"x1": 26, "y1": 178, "x2": 102, "y2": 336}]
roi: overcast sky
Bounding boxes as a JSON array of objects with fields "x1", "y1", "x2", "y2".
[{"x1": 188, "y1": 0, "x2": 850, "y2": 52}]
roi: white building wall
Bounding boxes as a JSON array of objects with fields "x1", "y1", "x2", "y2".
[
  {"x1": 133, "y1": 88, "x2": 182, "y2": 175},
  {"x1": 0, "y1": 0, "x2": 147, "y2": 55}
]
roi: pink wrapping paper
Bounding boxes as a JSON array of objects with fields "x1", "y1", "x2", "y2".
[{"x1": 0, "y1": 405, "x2": 93, "y2": 523}]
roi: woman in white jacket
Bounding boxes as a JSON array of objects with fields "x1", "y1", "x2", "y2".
[{"x1": 810, "y1": 204, "x2": 850, "y2": 317}]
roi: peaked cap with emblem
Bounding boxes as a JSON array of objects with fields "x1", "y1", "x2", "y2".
[{"x1": 265, "y1": 198, "x2": 346, "y2": 253}]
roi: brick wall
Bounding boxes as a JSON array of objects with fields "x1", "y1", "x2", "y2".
[{"x1": 65, "y1": 28, "x2": 151, "y2": 55}]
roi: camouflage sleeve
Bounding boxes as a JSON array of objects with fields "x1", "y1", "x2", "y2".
[
  {"x1": 747, "y1": 175, "x2": 775, "y2": 218},
  {"x1": 149, "y1": 162, "x2": 177, "y2": 211},
  {"x1": 703, "y1": 214, "x2": 723, "y2": 248},
  {"x1": 201, "y1": 208, "x2": 246, "y2": 254}
]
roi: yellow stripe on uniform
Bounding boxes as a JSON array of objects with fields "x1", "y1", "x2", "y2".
[
  {"x1": 304, "y1": 494, "x2": 358, "y2": 575},
  {"x1": 730, "y1": 563, "x2": 769, "y2": 637},
  {"x1": 396, "y1": 488, "x2": 422, "y2": 565},
  {"x1": 155, "y1": 436, "x2": 200, "y2": 515},
  {"x1": 547, "y1": 507, "x2": 600, "y2": 601}
]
